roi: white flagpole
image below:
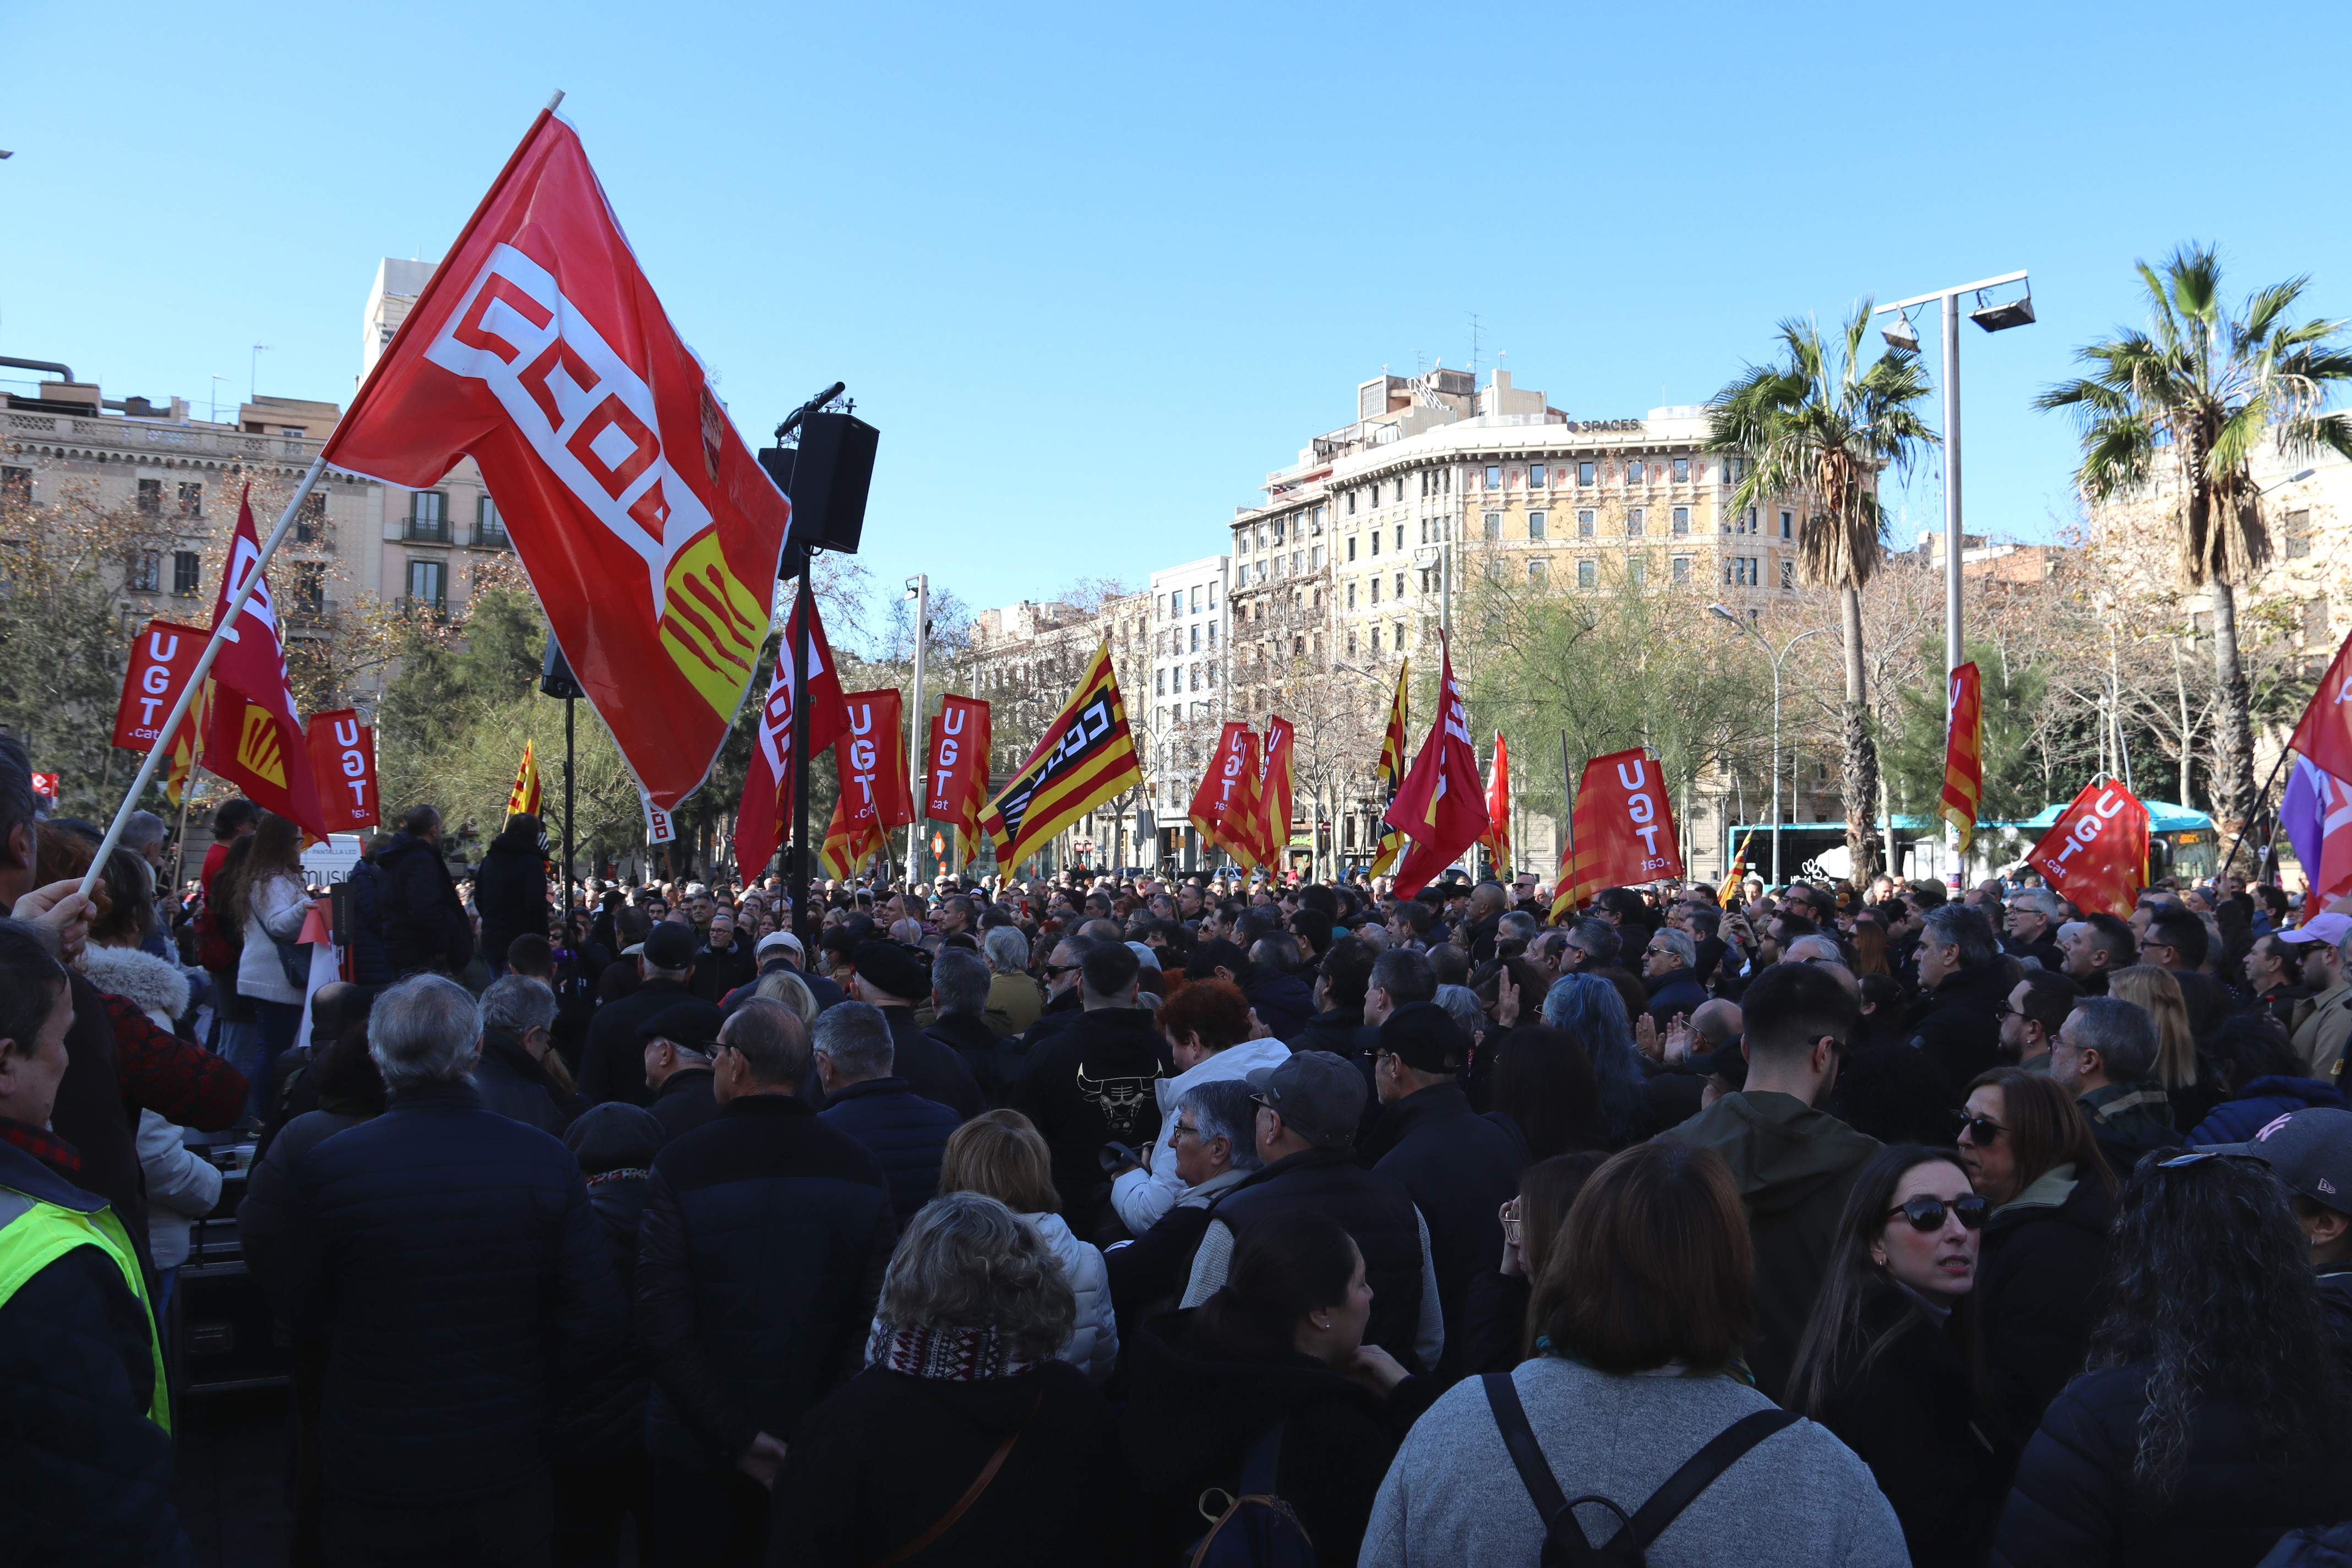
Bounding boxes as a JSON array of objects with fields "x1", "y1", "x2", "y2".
[{"x1": 77, "y1": 453, "x2": 332, "y2": 900}]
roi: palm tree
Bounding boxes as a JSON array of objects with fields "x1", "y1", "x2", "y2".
[
  {"x1": 1708, "y1": 302, "x2": 1937, "y2": 884},
  {"x1": 2038, "y1": 243, "x2": 2352, "y2": 831}
]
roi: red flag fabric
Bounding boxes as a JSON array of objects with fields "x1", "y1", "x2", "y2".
[
  {"x1": 201, "y1": 489, "x2": 328, "y2": 840},
  {"x1": 1381, "y1": 643, "x2": 1489, "y2": 896},
  {"x1": 2026, "y1": 779, "x2": 2150, "y2": 918},
  {"x1": 1557, "y1": 748, "x2": 1684, "y2": 910},
  {"x1": 304, "y1": 710, "x2": 379, "y2": 832},
  {"x1": 840, "y1": 689, "x2": 913, "y2": 834},
  {"x1": 1939, "y1": 662, "x2": 1985, "y2": 853},
  {"x1": 924, "y1": 696, "x2": 992, "y2": 861},
  {"x1": 1256, "y1": 717, "x2": 1296, "y2": 873},
  {"x1": 819, "y1": 791, "x2": 884, "y2": 879},
  {"x1": 2291, "y1": 629, "x2": 2352, "y2": 783},
  {"x1": 1482, "y1": 731, "x2": 1513, "y2": 873},
  {"x1": 320, "y1": 111, "x2": 791, "y2": 809},
  {"x1": 1189, "y1": 722, "x2": 1264, "y2": 870},
  {"x1": 731, "y1": 595, "x2": 852, "y2": 880},
  {"x1": 112, "y1": 619, "x2": 208, "y2": 750},
  {"x1": 506, "y1": 740, "x2": 543, "y2": 820}
]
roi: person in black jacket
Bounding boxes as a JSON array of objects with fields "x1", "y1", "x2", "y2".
[
  {"x1": 473, "y1": 813, "x2": 549, "y2": 979},
  {"x1": 1240, "y1": 932, "x2": 1316, "y2": 1042},
  {"x1": 1123, "y1": 1216, "x2": 1441, "y2": 1568},
  {"x1": 840, "y1": 940, "x2": 982, "y2": 1120},
  {"x1": 373, "y1": 805, "x2": 475, "y2": 979},
  {"x1": 269, "y1": 973, "x2": 625, "y2": 1566},
  {"x1": 766, "y1": 1193, "x2": 1140, "y2": 1566},
  {"x1": 689, "y1": 909, "x2": 759, "y2": 1004},
  {"x1": 345, "y1": 836, "x2": 394, "y2": 987},
  {"x1": 1457, "y1": 1151, "x2": 1604, "y2": 1375},
  {"x1": 472, "y1": 974, "x2": 582, "y2": 1136},
  {"x1": 638, "y1": 997, "x2": 896, "y2": 1568},
  {"x1": 1366, "y1": 1000, "x2": 1526, "y2": 1378},
  {"x1": 578, "y1": 922, "x2": 700, "y2": 1107},
  {"x1": 1789, "y1": 1144, "x2": 2010, "y2": 1568},
  {"x1": 1288, "y1": 936, "x2": 1374, "y2": 1057},
  {"x1": 815, "y1": 1000, "x2": 961, "y2": 1226},
  {"x1": 1957, "y1": 1066, "x2": 2117, "y2": 1450},
  {"x1": 923, "y1": 946, "x2": 1015, "y2": 1107},
  {"x1": 1908, "y1": 905, "x2": 2012, "y2": 1098},
  {"x1": 1995, "y1": 1150, "x2": 2352, "y2": 1568},
  {"x1": 1013, "y1": 939, "x2": 1166, "y2": 1237},
  {"x1": 556, "y1": 1103, "x2": 663, "y2": 1568},
  {"x1": 639, "y1": 1000, "x2": 725, "y2": 1148}
]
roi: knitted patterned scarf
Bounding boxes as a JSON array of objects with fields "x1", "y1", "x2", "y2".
[{"x1": 867, "y1": 1320, "x2": 1039, "y2": 1381}]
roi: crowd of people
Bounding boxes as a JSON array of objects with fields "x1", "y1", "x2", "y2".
[{"x1": 10, "y1": 753, "x2": 2352, "y2": 1565}]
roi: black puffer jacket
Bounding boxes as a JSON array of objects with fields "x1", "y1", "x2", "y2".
[
  {"x1": 1286, "y1": 1006, "x2": 1366, "y2": 1059},
  {"x1": 1908, "y1": 961, "x2": 2011, "y2": 1098},
  {"x1": 472, "y1": 822, "x2": 548, "y2": 971},
  {"x1": 0, "y1": 1139, "x2": 189, "y2": 1567},
  {"x1": 470, "y1": 1027, "x2": 581, "y2": 1136},
  {"x1": 1239, "y1": 966, "x2": 1315, "y2": 1043},
  {"x1": 817, "y1": 1078, "x2": 961, "y2": 1226},
  {"x1": 1370, "y1": 1082, "x2": 1525, "y2": 1378},
  {"x1": 557, "y1": 1103, "x2": 662, "y2": 1458},
  {"x1": 374, "y1": 832, "x2": 473, "y2": 978},
  {"x1": 1209, "y1": 1147, "x2": 1430, "y2": 1371},
  {"x1": 1976, "y1": 1168, "x2": 2115, "y2": 1450},
  {"x1": 345, "y1": 859, "x2": 393, "y2": 986},
  {"x1": 636, "y1": 1096, "x2": 896, "y2": 1472},
  {"x1": 1120, "y1": 1310, "x2": 1440, "y2": 1568},
  {"x1": 270, "y1": 1081, "x2": 625, "y2": 1502},
  {"x1": 1994, "y1": 1364, "x2": 2352, "y2": 1568}
]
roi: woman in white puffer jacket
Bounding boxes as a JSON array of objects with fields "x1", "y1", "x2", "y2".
[{"x1": 939, "y1": 1109, "x2": 1119, "y2": 1384}]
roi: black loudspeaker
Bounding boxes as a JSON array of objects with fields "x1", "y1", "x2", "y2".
[
  {"x1": 540, "y1": 637, "x2": 584, "y2": 700},
  {"x1": 758, "y1": 410, "x2": 878, "y2": 562}
]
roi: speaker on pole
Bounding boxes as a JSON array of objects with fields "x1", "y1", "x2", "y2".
[{"x1": 758, "y1": 410, "x2": 879, "y2": 562}]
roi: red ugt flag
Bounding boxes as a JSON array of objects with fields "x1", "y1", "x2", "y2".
[
  {"x1": 732, "y1": 595, "x2": 851, "y2": 879},
  {"x1": 1557, "y1": 747, "x2": 1684, "y2": 911},
  {"x1": 2290, "y1": 629, "x2": 2352, "y2": 783},
  {"x1": 113, "y1": 619, "x2": 208, "y2": 750},
  {"x1": 2026, "y1": 779, "x2": 2150, "y2": 918},
  {"x1": 1189, "y1": 722, "x2": 1263, "y2": 871},
  {"x1": 203, "y1": 489, "x2": 329, "y2": 841},
  {"x1": 322, "y1": 110, "x2": 792, "y2": 810},
  {"x1": 1382, "y1": 641, "x2": 1489, "y2": 896},
  {"x1": 840, "y1": 689, "x2": 913, "y2": 835},
  {"x1": 305, "y1": 710, "x2": 379, "y2": 832},
  {"x1": 924, "y1": 696, "x2": 992, "y2": 861}
]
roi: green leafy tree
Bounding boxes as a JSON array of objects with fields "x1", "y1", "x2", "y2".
[
  {"x1": 1883, "y1": 640, "x2": 2049, "y2": 843},
  {"x1": 2037, "y1": 243, "x2": 2352, "y2": 831},
  {"x1": 1708, "y1": 302, "x2": 1939, "y2": 883}
]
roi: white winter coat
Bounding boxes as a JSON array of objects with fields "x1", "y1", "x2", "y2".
[
  {"x1": 83, "y1": 945, "x2": 220, "y2": 1269},
  {"x1": 236, "y1": 871, "x2": 311, "y2": 1006},
  {"x1": 1018, "y1": 1210, "x2": 1118, "y2": 1385},
  {"x1": 1108, "y1": 1034, "x2": 1293, "y2": 1234}
]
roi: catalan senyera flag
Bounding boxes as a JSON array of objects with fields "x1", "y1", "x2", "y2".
[
  {"x1": 1256, "y1": 717, "x2": 1296, "y2": 872},
  {"x1": 1189, "y1": 722, "x2": 1264, "y2": 871},
  {"x1": 1369, "y1": 660, "x2": 1409, "y2": 875},
  {"x1": 1482, "y1": 731, "x2": 1512, "y2": 873},
  {"x1": 319, "y1": 109, "x2": 791, "y2": 811},
  {"x1": 506, "y1": 740, "x2": 543, "y2": 820},
  {"x1": 1939, "y1": 662, "x2": 1984, "y2": 853},
  {"x1": 1720, "y1": 829, "x2": 1756, "y2": 907},
  {"x1": 199, "y1": 488, "x2": 329, "y2": 841},
  {"x1": 818, "y1": 791, "x2": 885, "y2": 879},
  {"x1": 164, "y1": 678, "x2": 215, "y2": 810},
  {"x1": 981, "y1": 643, "x2": 1142, "y2": 869}
]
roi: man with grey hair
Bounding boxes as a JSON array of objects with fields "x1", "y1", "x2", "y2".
[
  {"x1": 1908, "y1": 902, "x2": 2010, "y2": 1097},
  {"x1": 1637, "y1": 925, "x2": 1708, "y2": 1033},
  {"x1": 2052, "y1": 995, "x2": 2184, "y2": 1181},
  {"x1": 638, "y1": 997, "x2": 894, "y2": 1562},
  {"x1": 271, "y1": 973, "x2": 624, "y2": 1563},
  {"x1": 1495, "y1": 909, "x2": 1541, "y2": 956},
  {"x1": 2003, "y1": 887, "x2": 2066, "y2": 970},
  {"x1": 471, "y1": 973, "x2": 579, "y2": 1135},
  {"x1": 816, "y1": 1000, "x2": 963, "y2": 1224},
  {"x1": 924, "y1": 944, "x2": 1010, "y2": 1105}
]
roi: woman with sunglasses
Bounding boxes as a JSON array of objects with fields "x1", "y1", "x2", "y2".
[
  {"x1": 1996, "y1": 1152, "x2": 2352, "y2": 1566},
  {"x1": 1956, "y1": 1067, "x2": 2116, "y2": 1451},
  {"x1": 1789, "y1": 1145, "x2": 2008, "y2": 1567}
]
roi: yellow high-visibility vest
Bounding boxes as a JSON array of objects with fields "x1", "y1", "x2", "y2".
[{"x1": 0, "y1": 1184, "x2": 170, "y2": 1434}]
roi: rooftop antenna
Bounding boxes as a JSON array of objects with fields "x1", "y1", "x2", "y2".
[{"x1": 1468, "y1": 313, "x2": 1484, "y2": 381}]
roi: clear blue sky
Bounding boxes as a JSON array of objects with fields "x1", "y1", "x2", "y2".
[{"x1": 8, "y1": 1, "x2": 2350, "y2": 625}]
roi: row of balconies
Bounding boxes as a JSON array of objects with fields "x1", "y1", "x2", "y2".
[{"x1": 400, "y1": 517, "x2": 512, "y2": 548}]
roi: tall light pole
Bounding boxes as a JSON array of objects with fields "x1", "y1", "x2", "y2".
[
  {"x1": 903, "y1": 574, "x2": 928, "y2": 889},
  {"x1": 1710, "y1": 606, "x2": 1827, "y2": 886}
]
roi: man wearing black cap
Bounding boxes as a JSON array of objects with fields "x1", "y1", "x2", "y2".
[
  {"x1": 579, "y1": 922, "x2": 700, "y2": 1108},
  {"x1": 1370, "y1": 1000, "x2": 1527, "y2": 1375},
  {"x1": 2205, "y1": 1106, "x2": 2352, "y2": 1354},
  {"x1": 841, "y1": 941, "x2": 982, "y2": 1120},
  {"x1": 1179, "y1": 1050, "x2": 1443, "y2": 1374},
  {"x1": 639, "y1": 1000, "x2": 725, "y2": 1147}
]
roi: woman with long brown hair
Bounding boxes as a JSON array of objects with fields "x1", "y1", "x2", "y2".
[{"x1": 214, "y1": 811, "x2": 311, "y2": 1120}]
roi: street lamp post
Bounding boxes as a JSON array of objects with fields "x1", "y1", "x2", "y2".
[{"x1": 1709, "y1": 606, "x2": 1827, "y2": 887}]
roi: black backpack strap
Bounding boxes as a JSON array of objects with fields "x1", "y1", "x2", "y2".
[
  {"x1": 1482, "y1": 1374, "x2": 1596, "y2": 1563},
  {"x1": 1615, "y1": 1409, "x2": 1800, "y2": 1553}
]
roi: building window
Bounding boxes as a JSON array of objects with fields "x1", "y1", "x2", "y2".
[
  {"x1": 1724, "y1": 457, "x2": 1745, "y2": 484},
  {"x1": 1272, "y1": 518, "x2": 1285, "y2": 544},
  {"x1": 1370, "y1": 529, "x2": 1381, "y2": 557},
  {"x1": 476, "y1": 496, "x2": 509, "y2": 548},
  {"x1": 1629, "y1": 557, "x2": 1647, "y2": 590},
  {"x1": 1484, "y1": 512, "x2": 1502, "y2": 542},
  {"x1": 1347, "y1": 535, "x2": 1357, "y2": 561},
  {"x1": 2306, "y1": 597, "x2": 2331, "y2": 643},
  {"x1": 1779, "y1": 509, "x2": 1793, "y2": 540},
  {"x1": 128, "y1": 550, "x2": 161, "y2": 592},
  {"x1": 1191, "y1": 585, "x2": 1204, "y2": 613},
  {"x1": 1395, "y1": 621, "x2": 1405, "y2": 649},
  {"x1": 1485, "y1": 465, "x2": 1502, "y2": 489},
  {"x1": 1626, "y1": 507, "x2": 1646, "y2": 537},
  {"x1": 1370, "y1": 626, "x2": 1382, "y2": 654},
  {"x1": 171, "y1": 550, "x2": 200, "y2": 596},
  {"x1": 0, "y1": 467, "x2": 30, "y2": 503},
  {"x1": 1190, "y1": 665, "x2": 1201, "y2": 691},
  {"x1": 2286, "y1": 509, "x2": 2313, "y2": 559},
  {"x1": 1190, "y1": 624, "x2": 1201, "y2": 652},
  {"x1": 1394, "y1": 522, "x2": 1404, "y2": 550},
  {"x1": 1673, "y1": 457, "x2": 1690, "y2": 482},
  {"x1": 1391, "y1": 478, "x2": 1404, "y2": 504},
  {"x1": 177, "y1": 482, "x2": 204, "y2": 520},
  {"x1": 1207, "y1": 622, "x2": 1217, "y2": 648},
  {"x1": 1311, "y1": 507, "x2": 1325, "y2": 535},
  {"x1": 1346, "y1": 581, "x2": 1357, "y2": 609},
  {"x1": 1530, "y1": 462, "x2": 1547, "y2": 488},
  {"x1": 1577, "y1": 509, "x2": 1596, "y2": 538},
  {"x1": 1577, "y1": 559, "x2": 1597, "y2": 590},
  {"x1": 1578, "y1": 461, "x2": 1595, "y2": 487},
  {"x1": 1529, "y1": 558, "x2": 1548, "y2": 586},
  {"x1": 1528, "y1": 511, "x2": 1548, "y2": 540},
  {"x1": 409, "y1": 491, "x2": 449, "y2": 542},
  {"x1": 137, "y1": 478, "x2": 162, "y2": 515},
  {"x1": 1672, "y1": 506, "x2": 1690, "y2": 536},
  {"x1": 1626, "y1": 460, "x2": 1644, "y2": 485},
  {"x1": 1207, "y1": 661, "x2": 1218, "y2": 687},
  {"x1": 405, "y1": 558, "x2": 448, "y2": 612},
  {"x1": 1780, "y1": 559, "x2": 1795, "y2": 590},
  {"x1": 1394, "y1": 571, "x2": 1404, "y2": 599},
  {"x1": 1347, "y1": 490, "x2": 1357, "y2": 515},
  {"x1": 1672, "y1": 556, "x2": 1692, "y2": 584},
  {"x1": 1155, "y1": 669, "x2": 1166, "y2": 695}
]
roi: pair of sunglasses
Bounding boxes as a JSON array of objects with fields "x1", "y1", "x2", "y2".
[{"x1": 1885, "y1": 1194, "x2": 1989, "y2": 1232}]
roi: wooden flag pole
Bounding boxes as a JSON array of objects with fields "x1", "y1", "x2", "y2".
[{"x1": 79, "y1": 454, "x2": 331, "y2": 901}]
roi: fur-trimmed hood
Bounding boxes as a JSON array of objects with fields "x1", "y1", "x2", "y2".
[{"x1": 80, "y1": 943, "x2": 191, "y2": 1028}]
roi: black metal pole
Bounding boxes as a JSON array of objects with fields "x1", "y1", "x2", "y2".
[
  {"x1": 2219, "y1": 745, "x2": 2293, "y2": 886},
  {"x1": 789, "y1": 544, "x2": 815, "y2": 948},
  {"x1": 563, "y1": 694, "x2": 576, "y2": 929}
]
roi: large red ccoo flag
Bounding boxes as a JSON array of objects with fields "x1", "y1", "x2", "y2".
[{"x1": 322, "y1": 110, "x2": 792, "y2": 809}]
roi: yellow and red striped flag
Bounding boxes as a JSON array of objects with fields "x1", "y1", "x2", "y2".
[
  {"x1": 1369, "y1": 660, "x2": 1409, "y2": 875},
  {"x1": 981, "y1": 643, "x2": 1142, "y2": 870},
  {"x1": 1939, "y1": 662, "x2": 1984, "y2": 853},
  {"x1": 506, "y1": 739, "x2": 543, "y2": 820}
]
